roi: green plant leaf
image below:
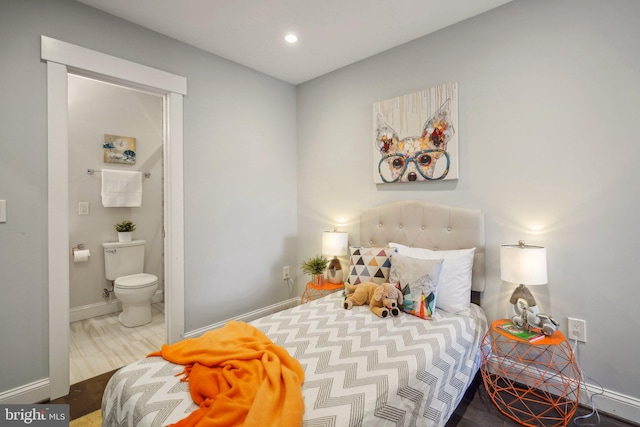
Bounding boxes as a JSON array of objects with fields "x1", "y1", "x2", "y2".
[
  {"x1": 114, "y1": 220, "x2": 136, "y2": 232},
  {"x1": 300, "y1": 255, "x2": 328, "y2": 275}
]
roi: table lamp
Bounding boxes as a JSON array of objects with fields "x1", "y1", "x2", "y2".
[
  {"x1": 322, "y1": 229, "x2": 348, "y2": 284},
  {"x1": 500, "y1": 240, "x2": 547, "y2": 327}
]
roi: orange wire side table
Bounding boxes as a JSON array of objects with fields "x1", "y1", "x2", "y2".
[
  {"x1": 480, "y1": 319, "x2": 581, "y2": 427},
  {"x1": 301, "y1": 281, "x2": 344, "y2": 304}
]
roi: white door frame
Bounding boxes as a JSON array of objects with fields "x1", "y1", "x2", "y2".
[{"x1": 42, "y1": 36, "x2": 186, "y2": 399}]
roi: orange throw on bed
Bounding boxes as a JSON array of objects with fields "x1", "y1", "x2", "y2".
[{"x1": 148, "y1": 320, "x2": 305, "y2": 427}]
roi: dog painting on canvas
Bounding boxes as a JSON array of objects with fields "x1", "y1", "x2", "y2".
[{"x1": 373, "y1": 83, "x2": 458, "y2": 184}]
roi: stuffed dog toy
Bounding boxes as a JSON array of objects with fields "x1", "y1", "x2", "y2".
[
  {"x1": 382, "y1": 297, "x2": 401, "y2": 316},
  {"x1": 344, "y1": 282, "x2": 404, "y2": 318}
]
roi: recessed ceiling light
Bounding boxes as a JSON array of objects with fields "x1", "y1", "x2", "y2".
[{"x1": 285, "y1": 34, "x2": 298, "y2": 43}]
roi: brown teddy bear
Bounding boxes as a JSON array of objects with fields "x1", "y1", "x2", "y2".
[{"x1": 343, "y1": 282, "x2": 404, "y2": 318}]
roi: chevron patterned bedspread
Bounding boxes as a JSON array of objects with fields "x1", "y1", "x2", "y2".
[{"x1": 102, "y1": 292, "x2": 487, "y2": 427}]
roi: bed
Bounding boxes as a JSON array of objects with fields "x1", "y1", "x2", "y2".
[{"x1": 102, "y1": 200, "x2": 488, "y2": 427}]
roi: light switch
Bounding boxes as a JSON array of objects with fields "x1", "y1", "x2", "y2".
[
  {"x1": 0, "y1": 200, "x2": 6, "y2": 223},
  {"x1": 78, "y1": 201, "x2": 89, "y2": 215}
]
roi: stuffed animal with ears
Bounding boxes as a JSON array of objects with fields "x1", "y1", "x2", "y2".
[
  {"x1": 382, "y1": 297, "x2": 401, "y2": 317},
  {"x1": 343, "y1": 282, "x2": 404, "y2": 318}
]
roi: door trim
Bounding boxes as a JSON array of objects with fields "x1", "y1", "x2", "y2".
[{"x1": 42, "y1": 36, "x2": 186, "y2": 399}]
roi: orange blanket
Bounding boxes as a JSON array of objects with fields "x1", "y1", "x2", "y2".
[{"x1": 148, "y1": 320, "x2": 305, "y2": 427}]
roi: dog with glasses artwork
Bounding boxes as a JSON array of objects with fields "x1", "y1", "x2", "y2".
[{"x1": 373, "y1": 83, "x2": 458, "y2": 183}]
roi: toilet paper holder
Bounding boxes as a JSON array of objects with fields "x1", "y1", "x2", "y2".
[{"x1": 71, "y1": 243, "x2": 85, "y2": 255}]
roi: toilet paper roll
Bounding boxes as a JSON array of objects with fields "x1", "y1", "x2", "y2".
[{"x1": 73, "y1": 249, "x2": 91, "y2": 263}]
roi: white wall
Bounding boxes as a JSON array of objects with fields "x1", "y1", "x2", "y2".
[
  {"x1": 0, "y1": 0, "x2": 297, "y2": 395},
  {"x1": 68, "y1": 75, "x2": 164, "y2": 309},
  {"x1": 296, "y1": 0, "x2": 640, "y2": 419}
]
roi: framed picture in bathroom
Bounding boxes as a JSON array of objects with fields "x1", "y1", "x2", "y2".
[{"x1": 103, "y1": 134, "x2": 137, "y2": 165}]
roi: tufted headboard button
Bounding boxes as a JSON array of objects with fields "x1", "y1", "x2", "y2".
[
  {"x1": 421, "y1": 226, "x2": 426, "y2": 230},
  {"x1": 447, "y1": 226, "x2": 452, "y2": 231},
  {"x1": 399, "y1": 224, "x2": 403, "y2": 229},
  {"x1": 434, "y1": 247, "x2": 438, "y2": 251},
  {"x1": 378, "y1": 223, "x2": 383, "y2": 228}
]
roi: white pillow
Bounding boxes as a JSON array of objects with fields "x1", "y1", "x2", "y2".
[{"x1": 389, "y1": 243, "x2": 475, "y2": 313}]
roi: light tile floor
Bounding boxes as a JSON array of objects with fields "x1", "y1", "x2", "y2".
[{"x1": 69, "y1": 302, "x2": 166, "y2": 385}]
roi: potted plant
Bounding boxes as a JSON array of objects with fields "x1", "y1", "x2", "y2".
[
  {"x1": 114, "y1": 220, "x2": 136, "y2": 243},
  {"x1": 301, "y1": 255, "x2": 328, "y2": 287}
]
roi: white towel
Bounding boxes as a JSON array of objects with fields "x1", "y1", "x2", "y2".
[{"x1": 101, "y1": 170, "x2": 143, "y2": 207}]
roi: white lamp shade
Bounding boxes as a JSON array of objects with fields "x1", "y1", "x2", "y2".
[
  {"x1": 322, "y1": 231, "x2": 348, "y2": 257},
  {"x1": 500, "y1": 244, "x2": 547, "y2": 285}
]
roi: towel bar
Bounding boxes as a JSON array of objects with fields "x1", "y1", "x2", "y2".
[{"x1": 87, "y1": 168, "x2": 151, "y2": 178}]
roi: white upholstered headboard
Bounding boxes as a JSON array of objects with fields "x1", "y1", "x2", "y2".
[{"x1": 359, "y1": 200, "x2": 485, "y2": 293}]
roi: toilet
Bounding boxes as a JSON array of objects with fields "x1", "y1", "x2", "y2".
[{"x1": 102, "y1": 240, "x2": 158, "y2": 327}]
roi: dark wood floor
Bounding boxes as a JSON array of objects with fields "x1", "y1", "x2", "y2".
[
  {"x1": 48, "y1": 369, "x2": 118, "y2": 420},
  {"x1": 49, "y1": 370, "x2": 637, "y2": 426}
]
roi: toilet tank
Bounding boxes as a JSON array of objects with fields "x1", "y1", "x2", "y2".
[{"x1": 102, "y1": 240, "x2": 146, "y2": 280}]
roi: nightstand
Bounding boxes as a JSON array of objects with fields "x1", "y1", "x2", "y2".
[
  {"x1": 480, "y1": 319, "x2": 581, "y2": 427},
  {"x1": 300, "y1": 281, "x2": 344, "y2": 304}
]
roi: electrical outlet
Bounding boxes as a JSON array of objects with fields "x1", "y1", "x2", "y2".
[
  {"x1": 567, "y1": 317, "x2": 587, "y2": 342},
  {"x1": 283, "y1": 266, "x2": 290, "y2": 280}
]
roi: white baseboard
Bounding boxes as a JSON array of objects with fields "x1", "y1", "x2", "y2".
[
  {"x1": 69, "y1": 290, "x2": 164, "y2": 323},
  {"x1": 0, "y1": 378, "x2": 50, "y2": 404},
  {"x1": 586, "y1": 384, "x2": 640, "y2": 425},
  {"x1": 184, "y1": 297, "x2": 299, "y2": 339}
]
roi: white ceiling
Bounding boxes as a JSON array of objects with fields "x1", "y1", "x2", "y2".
[{"x1": 76, "y1": 0, "x2": 513, "y2": 85}]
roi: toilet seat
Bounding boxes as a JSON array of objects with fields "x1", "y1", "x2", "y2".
[{"x1": 115, "y1": 273, "x2": 158, "y2": 289}]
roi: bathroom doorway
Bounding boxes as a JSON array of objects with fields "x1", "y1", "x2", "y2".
[
  {"x1": 67, "y1": 75, "x2": 165, "y2": 384},
  {"x1": 43, "y1": 36, "x2": 186, "y2": 399}
]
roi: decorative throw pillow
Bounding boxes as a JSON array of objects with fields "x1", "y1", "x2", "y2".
[
  {"x1": 389, "y1": 243, "x2": 475, "y2": 313},
  {"x1": 388, "y1": 252, "x2": 443, "y2": 319},
  {"x1": 347, "y1": 247, "x2": 396, "y2": 285}
]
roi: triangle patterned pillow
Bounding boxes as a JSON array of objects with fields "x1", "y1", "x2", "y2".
[
  {"x1": 347, "y1": 247, "x2": 396, "y2": 285},
  {"x1": 389, "y1": 252, "x2": 443, "y2": 319}
]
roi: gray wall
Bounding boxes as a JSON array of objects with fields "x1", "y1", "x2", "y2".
[
  {"x1": 2, "y1": 0, "x2": 639, "y2": 419},
  {"x1": 296, "y1": 0, "x2": 640, "y2": 414},
  {"x1": 68, "y1": 75, "x2": 164, "y2": 310},
  {"x1": 0, "y1": 0, "x2": 297, "y2": 392}
]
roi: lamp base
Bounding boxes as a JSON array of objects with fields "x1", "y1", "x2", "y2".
[
  {"x1": 510, "y1": 284, "x2": 539, "y2": 330},
  {"x1": 326, "y1": 257, "x2": 343, "y2": 284}
]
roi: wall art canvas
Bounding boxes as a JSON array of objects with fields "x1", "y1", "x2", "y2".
[
  {"x1": 103, "y1": 134, "x2": 136, "y2": 165},
  {"x1": 373, "y1": 82, "x2": 458, "y2": 183}
]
